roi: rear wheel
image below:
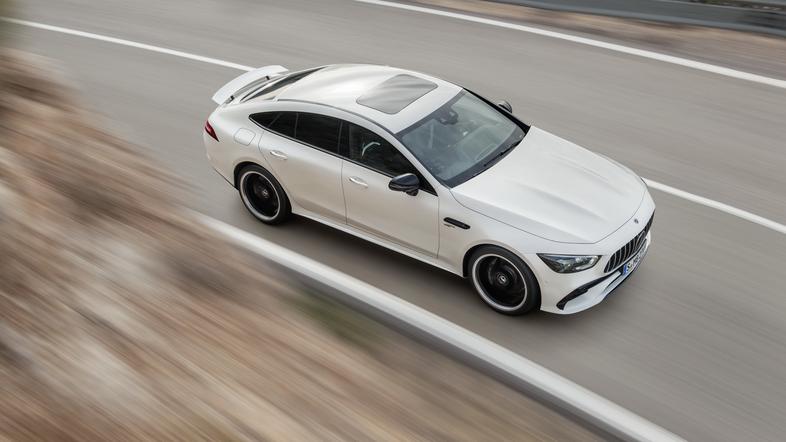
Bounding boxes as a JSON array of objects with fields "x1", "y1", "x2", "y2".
[
  {"x1": 238, "y1": 165, "x2": 290, "y2": 224},
  {"x1": 469, "y1": 246, "x2": 540, "y2": 315}
]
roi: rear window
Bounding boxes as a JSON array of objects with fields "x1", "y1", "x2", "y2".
[
  {"x1": 356, "y1": 74, "x2": 437, "y2": 114},
  {"x1": 242, "y1": 68, "x2": 322, "y2": 102}
]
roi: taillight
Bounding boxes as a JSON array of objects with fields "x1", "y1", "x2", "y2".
[{"x1": 204, "y1": 120, "x2": 218, "y2": 141}]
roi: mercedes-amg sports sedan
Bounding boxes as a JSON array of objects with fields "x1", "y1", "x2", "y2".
[{"x1": 204, "y1": 64, "x2": 654, "y2": 315}]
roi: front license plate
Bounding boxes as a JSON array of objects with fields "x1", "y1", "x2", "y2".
[{"x1": 622, "y1": 245, "x2": 646, "y2": 275}]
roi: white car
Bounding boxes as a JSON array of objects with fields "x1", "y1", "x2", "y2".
[{"x1": 204, "y1": 64, "x2": 654, "y2": 315}]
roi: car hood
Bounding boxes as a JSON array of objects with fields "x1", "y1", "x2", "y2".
[{"x1": 450, "y1": 127, "x2": 645, "y2": 244}]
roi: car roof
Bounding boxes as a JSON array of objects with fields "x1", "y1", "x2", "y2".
[{"x1": 273, "y1": 64, "x2": 462, "y2": 134}]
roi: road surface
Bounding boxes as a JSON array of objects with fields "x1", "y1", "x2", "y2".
[{"x1": 7, "y1": 0, "x2": 786, "y2": 440}]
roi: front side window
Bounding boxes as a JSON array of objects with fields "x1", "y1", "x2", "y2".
[
  {"x1": 398, "y1": 91, "x2": 527, "y2": 187},
  {"x1": 343, "y1": 122, "x2": 413, "y2": 177},
  {"x1": 295, "y1": 113, "x2": 341, "y2": 154},
  {"x1": 341, "y1": 122, "x2": 434, "y2": 193}
]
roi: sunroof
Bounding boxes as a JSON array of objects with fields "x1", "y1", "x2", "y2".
[{"x1": 356, "y1": 74, "x2": 437, "y2": 114}]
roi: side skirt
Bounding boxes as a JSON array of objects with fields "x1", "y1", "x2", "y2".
[{"x1": 291, "y1": 207, "x2": 462, "y2": 277}]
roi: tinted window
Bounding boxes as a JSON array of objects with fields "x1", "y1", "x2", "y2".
[
  {"x1": 343, "y1": 123, "x2": 413, "y2": 176},
  {"x1": 295, "y1": 113, "x2": 341, "y2": 154},
  {"x1": 242, "y1": 68, "x2": 323, "y2": 102},
  {"x1": 250, "y1": 112, "x2": 278, "y2": 128},
  {"x1": 266, "y1": 112, "x2": 296, "y2": 138}
]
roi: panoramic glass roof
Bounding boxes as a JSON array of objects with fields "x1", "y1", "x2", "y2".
[{"x1": 356, "y1": 74, "x2": 437, "y2": 114}]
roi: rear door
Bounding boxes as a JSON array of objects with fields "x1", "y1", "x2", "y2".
[
  {"x1": 254, "y1": 111, "x2": 345, "y2": 222},
  {"x1": 339, "y1": 121, "x2": 439, "y2": 256}
]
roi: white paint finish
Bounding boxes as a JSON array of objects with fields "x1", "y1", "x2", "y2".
[
  {"x1": 452, "y1": 127, "x2": 646, "y2": 244},
  {"x1": 350, "y1": 0, "x2": 786, "y2": 89},
  {"x1": 212, "y1": 64, "x2": 288, "y2": 104},
  {"x1": 233, "y1": 128, "x2": 256, "y2": 146},
  {"x1": 199, "y1": 213, "x2": 684, "y2": 442},
  {"x1": 209, "y1": 85, "x2": 658, "y2": 314},
  {"x1": 257, "y1": 131, "x2": 346, "y2": 223},
  {"x1": 342, "y1": 160, "x2": 440, "y2": 256}
]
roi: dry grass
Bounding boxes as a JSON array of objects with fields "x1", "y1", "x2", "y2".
[{"x1": 0, "y1": 50, "x2": 598, "y2": 441}]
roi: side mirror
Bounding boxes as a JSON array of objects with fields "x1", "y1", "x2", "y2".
[
  {"x1": 497, "y1": 100, "x2": 513, "y2": 113},
  {"x1": 388, "y1": 173, "x2": 420, "y2": 196}
]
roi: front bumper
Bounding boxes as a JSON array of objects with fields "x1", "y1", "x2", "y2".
[{"x1": 553, "y1": 231, "x2": 651, "y2": 314}]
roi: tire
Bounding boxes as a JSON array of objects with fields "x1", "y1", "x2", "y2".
[
  {"x1": 237, "y1": 164, "x2": 291, "y2": 224},
  {"x1": 468, "y1": 245, "x2": 540, "y2": 315}
]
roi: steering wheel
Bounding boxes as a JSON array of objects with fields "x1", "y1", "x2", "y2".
[{"x1": 361, "y1": 141, "x2": 381, "y2": 158}]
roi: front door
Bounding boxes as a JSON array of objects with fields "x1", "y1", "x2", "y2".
[{"x1": 340, "y1": 121, "x2": 438, "y2": 256}]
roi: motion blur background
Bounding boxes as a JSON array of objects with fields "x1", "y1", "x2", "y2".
[{"x1": 0, "y1": 0, "x2": 784, "y2": 440}]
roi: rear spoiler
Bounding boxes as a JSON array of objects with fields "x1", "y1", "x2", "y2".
[{"x1": 211, "y1": 65, "x2": 289, "y2": 104}]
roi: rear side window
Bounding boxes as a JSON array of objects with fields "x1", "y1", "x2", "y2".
[
  {"x1": 268, "y1": 112, "x2": 297, "y2": 138},
  {"x1": 250, "y1": 112, "x2": 279, "y2": 128},
  {"x1": 295, "y1": 113, "x2": 341, "y2": 154},
  {"x1": 250, "y1": 111, "x2": 297, "y2": 138}
]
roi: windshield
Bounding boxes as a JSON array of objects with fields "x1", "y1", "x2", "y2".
[{"x1": 397, "y1": 91, "x2": 526, "y2": 187}]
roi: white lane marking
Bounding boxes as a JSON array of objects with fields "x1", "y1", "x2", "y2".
[
  {"x1": 5, "y1": 16, "x2": 785, "y2": 235},
  {"x1": 200, "y1": 214, "x2": 684, "y2": 442},
  {"x1": 645, "y1": 179, "x2": 786, "y2": 235},
  {"x1": 352, "y1": 0, "x2": 786, "y2": 90},
  {"x1": 0, "y1": 17, "x2": 255, "y2": 72}
]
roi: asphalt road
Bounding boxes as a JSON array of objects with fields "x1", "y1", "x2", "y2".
[{"x1": 7, "y1": 0, "x2": 786, "y2": 440}]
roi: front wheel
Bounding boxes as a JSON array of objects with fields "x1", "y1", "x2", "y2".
[
  {"x1": 469, "y1": 246, "x2": 540, "y2": 315},
  {"x1": 238, "y1": 165, "x2": 291, "y2": 224}
]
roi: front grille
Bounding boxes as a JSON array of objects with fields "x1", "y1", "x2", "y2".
[{"x1": 604, "y1": 214, "x2": 653, "y2": 273}]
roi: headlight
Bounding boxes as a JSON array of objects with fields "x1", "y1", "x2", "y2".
[{"x1": 537, "y1": 254, "x2": 600, "y2": 273}]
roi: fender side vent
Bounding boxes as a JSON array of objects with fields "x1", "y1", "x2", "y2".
[{"x1": 444, "y1": 217, "x2": 470, "y2": 230}]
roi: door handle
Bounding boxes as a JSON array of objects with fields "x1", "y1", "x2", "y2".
[
  {"x1": 348, "y1": 176, "x2": 368, "y2": 188},
  {"x1": 270, "y1": 150, "x2": 287, "y2": 160}
]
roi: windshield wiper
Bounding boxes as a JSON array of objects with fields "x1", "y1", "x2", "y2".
[{"x1": 481, "y1": 139, "x2": 521, "y2": 170}]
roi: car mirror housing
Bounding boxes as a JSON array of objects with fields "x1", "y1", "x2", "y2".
[
  {"x1": 388, "y1": 173, "x2": 420, "y2": 196},
  {"x1": 497, "y1": 100, "x2": 513, "y2": 113}
]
